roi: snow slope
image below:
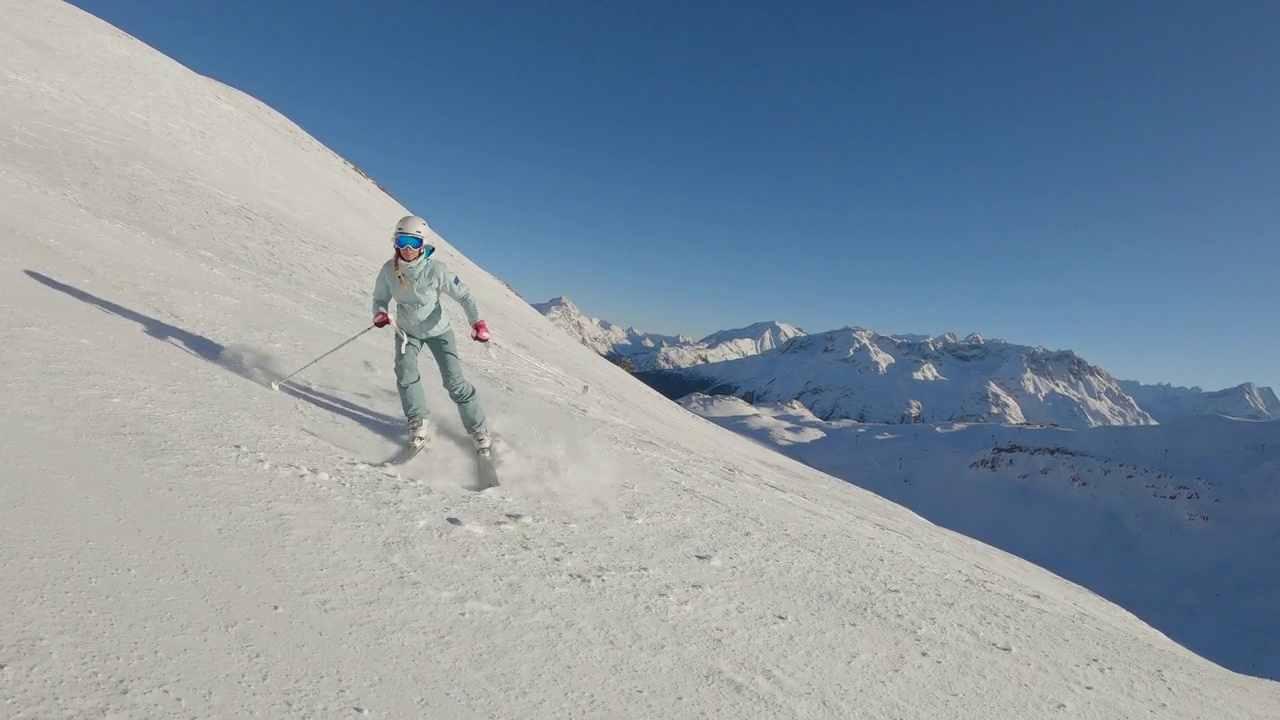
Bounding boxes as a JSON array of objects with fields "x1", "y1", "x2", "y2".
[
  {"x1": 2, "y1": 1, "x2": 1279, "y2": 718},
  {"x1": 1120, "y1": 380, "x2": 1280, "y2": 422},
  {"x1": 681, "y1": 394, "x2": 1280, "y2": 680}
]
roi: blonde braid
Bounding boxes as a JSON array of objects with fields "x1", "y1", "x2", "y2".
[{"x1": 394, "y1": 252, "x2": 407, "y2": 287}]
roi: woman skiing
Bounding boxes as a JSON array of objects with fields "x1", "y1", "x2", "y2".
[{"x1": 371, "y1": 215, "x2": 491, "y2": 455}]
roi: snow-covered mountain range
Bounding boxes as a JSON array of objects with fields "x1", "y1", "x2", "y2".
[
  {"x1": 1120, "y1": 380, "x2": 1280, "y2": 423},
  {"x1": 638, "y1": 321, "x2": 807, "y2": 371},
  {"x1": 530, "y1": 296, "x2": 692, "y2": 358},
  {"x1": 670, "y1": 328, "x2": 1157, "y2": 430},
  {"x1": 536, "y1": 296, "x2": 1278, "y2": 428},
  {"x1": 532, "y1": 296, "x2": 802, "y2": 371}
]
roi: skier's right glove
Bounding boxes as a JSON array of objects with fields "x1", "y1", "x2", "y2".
[{"x1": 373, "y1": 312, "x2": 391, "y2": 328}]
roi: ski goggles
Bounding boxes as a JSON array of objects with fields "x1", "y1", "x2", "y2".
[{"x1": 394, "y1": 233, "x2": 425, "y2": 250}]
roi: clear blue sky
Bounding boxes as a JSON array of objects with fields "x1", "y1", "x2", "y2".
[{"x1": 70, "y1": 0, "x2": 1279, "y2": 391}]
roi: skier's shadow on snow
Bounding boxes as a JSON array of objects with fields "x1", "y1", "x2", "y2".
[{"x1": 25, "y1": 270, "x2": 404, "y2": 442}]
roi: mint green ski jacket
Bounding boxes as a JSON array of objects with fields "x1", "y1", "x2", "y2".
[{"x1": 371, "y1": 253, "x2": 481, "y2": 339}]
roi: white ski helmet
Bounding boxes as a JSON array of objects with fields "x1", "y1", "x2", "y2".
[{"x1": 394, "y1": 215, "x2": 430, "y2": 239}]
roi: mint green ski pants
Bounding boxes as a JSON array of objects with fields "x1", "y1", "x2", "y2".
[{"x1": 393, "y1": 328, "x2": 486, "y2": 433}]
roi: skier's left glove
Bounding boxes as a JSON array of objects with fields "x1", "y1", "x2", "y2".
[{"x1": 471, "y1": 320, "x2": 490, "y2": 343}]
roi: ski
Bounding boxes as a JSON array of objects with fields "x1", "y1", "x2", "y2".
[
  {"x1": 379, "y1": 437, "x2": 430, "y2": 467},
  {"x1": 473, "y1": 448, "x2": 500, "y2": 490}
]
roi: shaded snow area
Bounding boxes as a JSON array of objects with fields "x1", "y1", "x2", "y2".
[{"x1": 2, "y1": 1, "x2": 1278, "y2": 718}]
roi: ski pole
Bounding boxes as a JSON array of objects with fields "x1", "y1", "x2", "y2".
[{"x1": 271, "y1": 324, "x2": 376, "y2": 390}]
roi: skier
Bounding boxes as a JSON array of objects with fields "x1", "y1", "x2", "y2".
[{"x1": 371, "y1": 215, "x2": 492, "y2": 455}]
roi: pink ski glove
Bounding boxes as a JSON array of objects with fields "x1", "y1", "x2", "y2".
[{"x1": 471, "y1": 320, "x2": 490, "y2": 343}]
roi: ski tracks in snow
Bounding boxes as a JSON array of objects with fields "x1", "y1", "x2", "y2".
[{"x1": 216, "y1": 439, "x2": 866, "y2": 717}]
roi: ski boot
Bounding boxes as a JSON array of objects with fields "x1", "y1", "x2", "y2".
[
  {"x1": 472, "y1": 426, "x2": 492, "y2": 459},
  {"x1": 408, "y1": 416, "x2": 431, "y2": 448}
]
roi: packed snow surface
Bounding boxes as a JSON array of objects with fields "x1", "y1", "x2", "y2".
[{"x1": 2, "y1": 1, "x2": 1278, "y2": 718}]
